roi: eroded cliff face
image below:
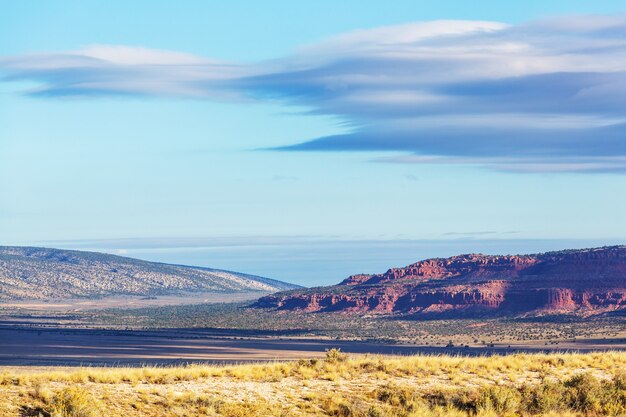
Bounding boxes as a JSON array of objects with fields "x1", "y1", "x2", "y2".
[{"x1": 256, "y1": 246, "x2": 626, "y2": 315}]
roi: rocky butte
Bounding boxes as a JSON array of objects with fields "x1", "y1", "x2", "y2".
[{"x1": 255, "y1": 246, "x2": 626, "y2": 316}]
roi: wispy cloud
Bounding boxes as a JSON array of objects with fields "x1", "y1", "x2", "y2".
[
  {"x1": 443, "y1": 231, "x2": 498, "y2": 236},
  {"x1": 0, "y1": 45, "x2": 243, "y2": 98},
  {"x1": 39, "y1": 236, "x2": 326, "y2": 250},
  {"x1": 3, "y1": 16, "x2": 626, "y2": 172}
]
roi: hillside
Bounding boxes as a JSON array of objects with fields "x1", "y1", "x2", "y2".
[
  {"x1": 0, "y1": 246, "x2": 299, "y2": 300},
  {"x1": 256, "y1": 246, "x2": 626, "y2": 316}
]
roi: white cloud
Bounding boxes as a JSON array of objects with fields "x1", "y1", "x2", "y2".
[
  {"x1": 79, "y1": 45, "x2": 214, "y2": 66},
  {"x1": 0, "y1": 45, "x2": 243, "y2": 97},
  {"x1": 2, "y1": 15, "x2": 626, "y2": 172}
]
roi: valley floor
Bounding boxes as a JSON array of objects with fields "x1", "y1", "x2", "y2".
[
  {"x1": 2, "y1": 325, "x2": 626, "y2": 367},
  {"x1": 2, "y1": 352, "x2": 626, "y2": 416},
  {"x1": 2, "y1": 301, "x2": 626, "y2": 367}
]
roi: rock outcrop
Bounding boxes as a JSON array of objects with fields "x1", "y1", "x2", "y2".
[{"x1": 255, "y1": 246, "x2": 626, "y2": 316}]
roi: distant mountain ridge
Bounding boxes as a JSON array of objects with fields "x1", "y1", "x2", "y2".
[
  {"x1": 255, "y1": 246, "x2": 626, "y2": 316},
  {"x1": 0, "y1": 246, "x2": 299, "y2": 300}
]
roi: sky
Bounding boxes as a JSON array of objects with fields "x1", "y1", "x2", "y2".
[{"x1": 2, "y1": 1, "x2": 626, "y2": 286}]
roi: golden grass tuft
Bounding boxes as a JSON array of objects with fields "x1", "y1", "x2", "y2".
[{"x1": 49, "y1": 386, "x2": 103, "y2": 417}]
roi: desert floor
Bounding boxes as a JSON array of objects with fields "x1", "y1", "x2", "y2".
[{"x1": 2, "y1": 351, "x2": 626, "y2": 416}]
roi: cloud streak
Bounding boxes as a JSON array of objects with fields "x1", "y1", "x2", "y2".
[
  {"x1": 3, "y1": 16, "x2": 626, "y2": 172},
  {"x1": 0, "y1": 45, "x2": 243, "y2": 98}
]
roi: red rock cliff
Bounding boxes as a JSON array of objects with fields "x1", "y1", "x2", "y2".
[{"x1": 255, "y1": 246, "x2": 626, "y2": 315}]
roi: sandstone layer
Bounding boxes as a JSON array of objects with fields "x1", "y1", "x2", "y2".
[{"x1": 255, "y1": 246, "x2": 626, "y2": 315}]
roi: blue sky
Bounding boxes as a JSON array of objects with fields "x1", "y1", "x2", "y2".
[{"x1": 2, "y1": 1, "x2": 626, "y2": 285}]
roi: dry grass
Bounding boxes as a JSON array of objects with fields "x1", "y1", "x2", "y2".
[{"x1": 2, "y1": 350, "x2": 626, "y2": 416}]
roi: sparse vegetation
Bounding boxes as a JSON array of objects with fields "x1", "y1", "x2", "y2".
[
  {"x1": 20, "y1": 301, "x2": 621, "y2": 347},
  {"x1": 3, "y1": 300, "x2": 625, "y2": 372},
  {"x1": 0, "y1": 246, "x2": 297, "y2": 300},
  {"x1": 3, "y1": 352, "x2": 626, "y2": 416}
]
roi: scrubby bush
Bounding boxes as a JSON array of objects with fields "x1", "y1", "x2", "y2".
[
  {"x1": 50, "y1": 387, "x2": 102, "y2": 417},
  {"x1": 476, "y1": 385, "x2": 521, "y2": 415},
  {"x1": 520, "y1": 379, "x2": 566, "y2": 414},
  {"x1": 518, "y1": 373, "x2": 626, "y2": 416},
  {"x1": 318, "y1": 395, "x2": 357, "y2": 417},
  {"x1": 325, "y1": 348, "x2": 347, "y2": 363},
  {"x1": 562, "y1": 373, "x2": 604, "y2": 413}
]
